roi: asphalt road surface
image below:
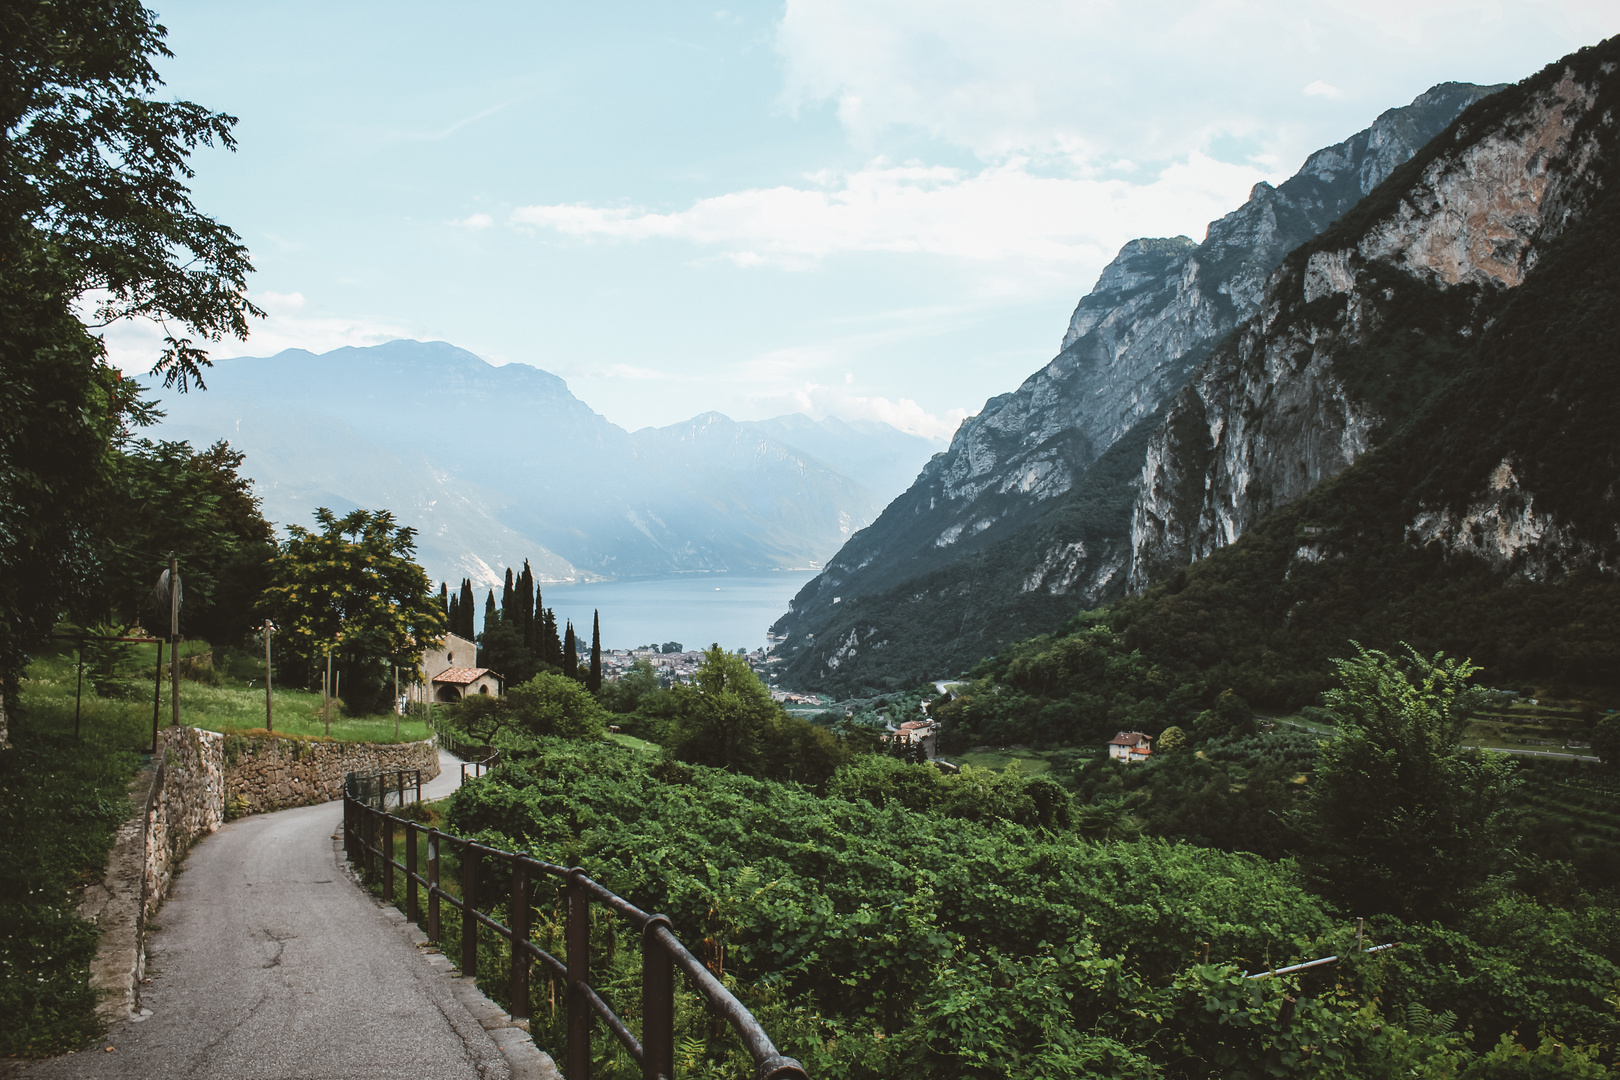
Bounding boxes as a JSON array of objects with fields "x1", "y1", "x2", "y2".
[{"x1": 25, "y1": 750, "x2": 511, "y2": 1080}]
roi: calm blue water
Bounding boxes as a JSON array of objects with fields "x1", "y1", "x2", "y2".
[{"x1": 532, "y1": 571, "x2": 816, "y2": 653}]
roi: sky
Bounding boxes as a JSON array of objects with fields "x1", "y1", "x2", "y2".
[{"x1": 108, "y1": 1, "x2": 1618, "y2": 439}]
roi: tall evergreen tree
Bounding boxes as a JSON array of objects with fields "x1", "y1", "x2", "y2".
[
  {"x1": 439, "y1": 581, "x2": 449, "y2": 615},
  {"x1": 588, "y1": 610, "x2": 603, "y2": 692},
  {"x1": 541, "y1": 607, "x2": 562, "y2": 668},
  {"x1": 519, "y1": 560, "x2": 535, "y2": 655},
  {"x1": 563, "y1": 620, "x2": 578, "y2": 680},
  {"x1": 458, "y1": 578, "x2": 475, "y2": 639},
  {"x1": 501, "y1": 566, "x2": 515, "y2": 623},
  {"x1": 483, "y1": 590, "x2": 497, "y2": 638},
  {"x1": 448, "y1": 591, "x2": 460, "y2": 638}
]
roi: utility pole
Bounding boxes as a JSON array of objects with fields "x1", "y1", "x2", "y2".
[
  {"x1": 169, "y1": 555, "x2": 181, "y2": 729},
  {"x1": 264, "y1": 620, "x2": 274, "y2": 733}
]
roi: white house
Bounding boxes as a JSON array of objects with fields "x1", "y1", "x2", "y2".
[{"x1": 1107, "y1": 731, "x2": 1153, "y2": 762}]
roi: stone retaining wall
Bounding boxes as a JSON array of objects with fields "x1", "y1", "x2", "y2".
[
  {"x1": 223, "y1": 732, "x2": 440, "y2": 814},
  {"x1": 86, "y1": 727, "x2": 441, "y2": 1023}
]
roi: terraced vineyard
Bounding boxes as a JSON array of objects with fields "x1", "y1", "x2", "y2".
[
  {"x1": 1509, "y1": 760, "x2": 1620, "y2": 890},
  {"x1": 1463, "y1": 694, "x2": 1606, "y2": 753}
]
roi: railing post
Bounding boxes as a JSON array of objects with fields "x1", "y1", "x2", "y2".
[
  {"x1": 397, "y1": 769, "x2": 404, "y2": 809},
  {"x1": 406, "y1": 821, "x2": 419, "y2": 924},
  {"x1": 642, "y1": 916, "x2": 675, "y2": 1080},
  {"x1": 382, "y1": 812, "x2": 394, "y2": 900},
  {"x1": 461, "y1": 842, "x2": 479, "y2": 980},
  {"x1": 416, "y1": 768, "x2": 422, "y2": 804},
  {"x1": 567, "y1": 867, "x2": 591, "y2": 1080},
  {"x1": 427, "y1": 829, "x2": 441, "y2": 943},
  {"x1": 510, "y1": 859, "x2": 531, "y2": 1020}
]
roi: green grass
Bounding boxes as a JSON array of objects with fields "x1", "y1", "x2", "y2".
[
  {"x1": 1, "y1": 646, "x2": 151, "y2": 1057},
  {"x1": 951, "y1": 747, "x2": 1057, "y2": 776},
  {"x1": 606, "y1": 732, "x2": 660, "y2": 754}
]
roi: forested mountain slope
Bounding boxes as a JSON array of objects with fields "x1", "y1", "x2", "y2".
[{"x1": 769, "y1": 82, "x2": 1499, "y2": 694}]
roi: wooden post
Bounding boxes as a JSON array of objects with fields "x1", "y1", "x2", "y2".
[
  {"x1": 394, "y1": 666, "x2": 400, "y2": 739},
  {"x1": 567, "y1": 868, "x2": 591, "y2": 1080},
  {"x1": 510, "y1": 860, "x2": 531, "y2": 1020},
  {"x1": 169, "y1": 556, "x2": 181, "y2": 728},
  {"x1": 406, "y1": 821, "x2": 419, "y2": 924},
  {"x1": 264, "y1": 620, "x2": 274, "y2": 733},
  {"x1": 383, "y1": 813, "x2": 394, "y2": 900},
  {"x1": 461, "y1": 843, "x2": 479, "y2": 980},
  {"x1": 150, "y1": 638, "x2": 162, "y2": 753},
  {"x1": 427, "y1": 830, "x2": 441, "y2": 943},
  {"x1": 641, "y1": 916, "x2": 674, "y2": 1080}
]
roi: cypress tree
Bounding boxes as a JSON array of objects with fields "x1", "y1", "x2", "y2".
[
  {"x1": 501, "y1": 566, "x2": 515, "y2": 623},
  {"x1": 588, "y1": 610, "x2": 602, "y2": 692},
  {"x1": 541, "y1": 607, "x2": 562, "y2": 668},
  {"x1": 520, "y1": 560, "x2": 535, "y2": 655},
  {"x1": 483, "y1": 590, "x2": 497, "y2": 638},
  {"x1": 439, "y1": 581, "x2": 449, "y2": 615},
  {"x1": 448, "y1": 592, "x2": 460, "y2": 638},
  {"x1": 562, "y1": 621, "x2": 577, "y2": 680},
  {"x1": 458, "y1": 579, "x2": 475, "y2": 639}
]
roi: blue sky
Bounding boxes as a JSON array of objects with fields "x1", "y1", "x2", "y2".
[{"x1": 111, "y1": 1, "x2": 1616, "y2": 438}]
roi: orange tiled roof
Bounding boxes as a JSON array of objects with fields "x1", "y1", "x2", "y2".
[{"x1": 433, "y1": 666, "x2": 494, "y2": 685}]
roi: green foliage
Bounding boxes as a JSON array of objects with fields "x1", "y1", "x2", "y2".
[
  {"x1": 1300, "y1": 644, "x2": 1519, "y2": 921},
  {"x1": 0, "y1": 647, "x2": 149, "y2": 1056},
  {"x1": 665, "y1": 647, "x2": 851, "y2": 785},
  {"x1": 451, "y1": 672, "x2": 606, "y2": 744},
  {"x1": 1592, "y1": 716, "x2": 1620, "y2": 770},
  {"x1": 597, "y1": 657, "x2": 659, "y2": 714},
  {"x1": 262, "y1": 507, "x2": 446, "y2": 713},
  {"x1": 443, "y1": 735, "x2": 1620, "y2": 1078}
]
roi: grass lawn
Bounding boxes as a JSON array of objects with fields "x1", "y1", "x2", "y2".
[
  {"x1": 606, "y1": 731, "x2": 661, "y2": 754},
  {"x1": 951, "y1": 747, "x2": 1058, "y2": 776},
  {"x1": 2, "y1": 646, "x2": 151, "y2": 1057}
]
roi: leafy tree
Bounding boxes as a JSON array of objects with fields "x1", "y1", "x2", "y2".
[
  {"x1": 262, "y1": 508, "x2": 445, "y2": 714},
  {"x1": 0, "y1": 0, "x2": 258, "y2": 736},
  {"x1": 599, "y1": 657, "x2": 659, "y2": 713},
  {"x1": 1298, "y1": 643, "x2": 1516, "y2": 920},
  {"x1": 451, "y1": 672, "x2": 605, "y2": 744},
  {"x1": 669, "y1": 647, "x2": 775, "y2": 771},
  {"x1": 86, "y1": 438, "x2": 273, "y2": 644},
  {"x1": 1157, "y1": 725, "x2": 1187, "y2": 751}
]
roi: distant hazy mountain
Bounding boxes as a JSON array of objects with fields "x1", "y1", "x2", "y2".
[
  {"x1": 742, "y1": 415, "x2": 945, "y2": 507},
  {"x1": 145, "y1": 340, "x2": 925, "y2": 588}
]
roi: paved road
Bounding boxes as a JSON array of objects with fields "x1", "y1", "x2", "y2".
[{"x1": 26, "y1": 750, "x2": 509, "y2": 1080}]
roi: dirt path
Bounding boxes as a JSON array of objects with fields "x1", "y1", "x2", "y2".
[{"x1": 25, "y1": 751, "x2": 513, "y2": 1080}]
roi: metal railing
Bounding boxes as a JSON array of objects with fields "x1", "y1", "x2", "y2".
[
  {"x1": 342, "y1": 792, "x2": 808, "y2": 1080},
  {"x1": 438, "y1": 728, "x2": 502, "y2": 781},
  {"x1": 347, "y1": 768, "x2": 424, "y2": 811}
]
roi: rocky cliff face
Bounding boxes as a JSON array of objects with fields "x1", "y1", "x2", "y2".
[
  {"x1": 1130, "y1": 48, "x2": 1617, "y2": 590},
  {"x1": 769, "y1": 81, "x2": 1497, "y2": 693}
]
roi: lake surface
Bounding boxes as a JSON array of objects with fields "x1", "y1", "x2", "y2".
[{"x1": 534, "y1": 571, "x2": 817, "y2": 653}]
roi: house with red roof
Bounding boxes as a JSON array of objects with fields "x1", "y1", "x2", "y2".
[
  {"x1": 1107, "y1": 731, "x2": 1153, "y2": 762},
  {"x1": 422, "y1": 632, "x2": 503, "y2": 702}
]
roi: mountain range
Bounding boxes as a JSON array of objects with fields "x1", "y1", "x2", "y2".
[
  {"x1": 769, "y1": 42, "x2": 1620, "y2": 696},
  {"x1": 143, "y1": 341, "x2": 942, "y2": 589}
]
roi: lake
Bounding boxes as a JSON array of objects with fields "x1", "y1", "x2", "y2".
[{"x1": 534, "y1": 571, "x2": 817, "y2": 653}]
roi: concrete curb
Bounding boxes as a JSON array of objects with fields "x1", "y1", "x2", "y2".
[{"x1": 333, "y1": 828, "x2": 562, "y2": 1080}]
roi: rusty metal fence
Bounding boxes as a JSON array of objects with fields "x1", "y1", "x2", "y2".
[{"x1": 342, "y1": 787, "x2": 808, "y2": 1080}]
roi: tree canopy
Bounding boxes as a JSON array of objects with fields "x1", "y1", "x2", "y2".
[
  {"x1": 1, "y1": 1, "x2": 258, "y2": 737},
  {"x1": 262, "y1": 508, "x2": 445, "y2": 713}
]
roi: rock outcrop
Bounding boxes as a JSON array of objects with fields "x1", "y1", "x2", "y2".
[
  {"x1": 1129, "y1": 45, "x2": 1618, "y2": 589},
  {"x1": 769, "y1": 81, "x2": 1499, "y2": 693}
]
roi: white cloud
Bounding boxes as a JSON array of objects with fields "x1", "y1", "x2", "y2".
[
  {"x1": 454, "y1": 213, "x2": 494, "y2": 228},
  {"x1": 91, "y1": 290, "x2": 412, "y2": 378},
  {"x1": 509, "y1": 154, "x2": 1275, "y2": 287},
  {"x1": 775, "y1": 0, "x2": 1620, "y2": 164},
  {"x1": 763, "y1": 380, "x2": 968, "y2": 440},
  {"x1": 1303, "y1": 80, "x2": 1344, "y2": 98}
]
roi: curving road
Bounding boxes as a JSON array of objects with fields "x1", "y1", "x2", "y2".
[{"x1": 26, "y1": 751, "x2": 513, "y2": 1080}]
